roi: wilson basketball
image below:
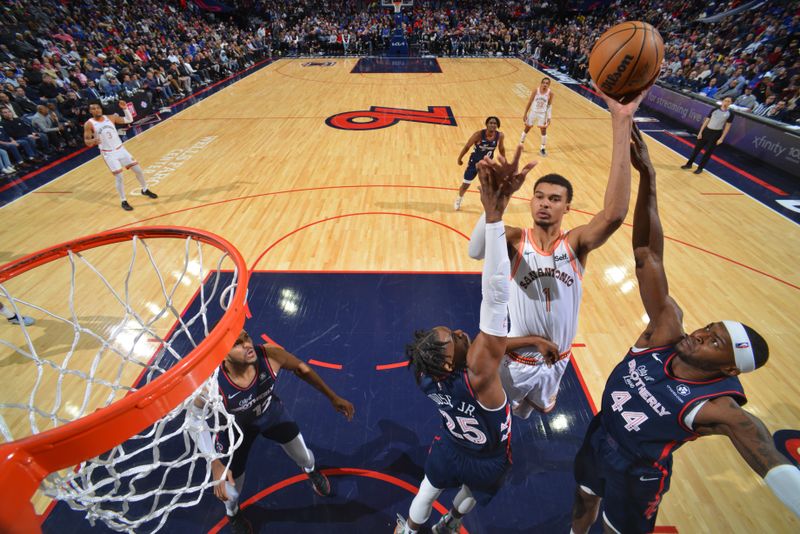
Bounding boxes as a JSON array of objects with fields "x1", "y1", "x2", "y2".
[{"x1": 588, "y1": 21, "x2": 664, "y2": 101}]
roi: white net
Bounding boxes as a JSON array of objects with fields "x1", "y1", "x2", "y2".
[{"x1": 0, "y1": 231, "x2": 244, "y2": 532}]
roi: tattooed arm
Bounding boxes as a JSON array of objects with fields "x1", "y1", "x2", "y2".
[{"x1": 693, "y1": 396, "x2": 789, "y2": 476}]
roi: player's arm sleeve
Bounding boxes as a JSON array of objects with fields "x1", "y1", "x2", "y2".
[
  {"x1": 479, "y1": 221, "x2": 510, "y2": 337},
  {"x1": 186, "y1": 397, "x2": 216, "y2": 454},
  {"x1": 121, "y1": 106, "x2": 134, "y2": 124},
  {"x1": 467, "y1": 213, "x2": 486, "y2": 259}
]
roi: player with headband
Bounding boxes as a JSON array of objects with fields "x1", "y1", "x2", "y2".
[{"x1": 571, "y1": 126, "x2": 800, "y2": 534}]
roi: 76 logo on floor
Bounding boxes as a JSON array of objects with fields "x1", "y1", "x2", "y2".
[{"x1": 326, "y1": 105, "x2": 457, "y2": 131}]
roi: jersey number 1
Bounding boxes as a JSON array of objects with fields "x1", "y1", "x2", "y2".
[{"x1": 543, "y1": 287, "x2": 552, "y2": 312}]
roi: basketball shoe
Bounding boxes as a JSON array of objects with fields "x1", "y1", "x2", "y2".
[
  {"x1": 432, "y1": 511, "x2": 463, "y2": 533},
  {"x1": 454, "y1": 196, "x2": 463, "y2": 211},
  {"x1": 307, "y1": 468, "x2": 331, "y2": 496}
]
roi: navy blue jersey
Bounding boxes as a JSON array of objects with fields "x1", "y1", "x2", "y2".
[
  {"x1": 420, "y1": 369, "x2": 512, "y2": 458},
  {"x1": 599, "y1": 345, "x2": 746, "y2": 464},
  {"x1": 470, "y1": 129, "x2": 499, "y2": 161},
  {"x1": 217, "y1": 344, "x2": 278, "y2": 426}
]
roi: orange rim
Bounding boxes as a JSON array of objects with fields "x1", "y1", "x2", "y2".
[{"x1": 0, "y1": 226, "x2": 249, "y2": 533}]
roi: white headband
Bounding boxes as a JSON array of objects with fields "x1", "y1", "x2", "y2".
[{"x1": 722, "y1": 320, "x2": 756, "y2": 373}]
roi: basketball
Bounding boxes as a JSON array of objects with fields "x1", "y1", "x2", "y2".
[{"x1": 588, "y1": 21, "x2": 664, "y2": 101}]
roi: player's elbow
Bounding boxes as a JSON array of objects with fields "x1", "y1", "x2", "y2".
[{"x1": 467, "y1": 243, "x2": 484, "y2": 260}]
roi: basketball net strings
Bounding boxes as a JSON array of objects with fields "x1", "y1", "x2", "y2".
[{"x1": 0, "y1": 236, "x2": 242, "y2": 532}]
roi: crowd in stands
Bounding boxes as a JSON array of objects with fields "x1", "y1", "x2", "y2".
[{"x1": 0, "y1": 0, "x2": 796, "y2": 181}]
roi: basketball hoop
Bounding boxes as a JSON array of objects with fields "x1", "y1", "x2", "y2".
[
  {"x1": 392, "y1": 0, "x2": 403, "y2": 14},
  {"x1": 0, "y1": 227, "x2": 248, "y2": 533}
]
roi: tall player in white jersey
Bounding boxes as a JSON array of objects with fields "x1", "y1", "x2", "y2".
[
  {"x1": 469, "y1": 88, "x2": 649, "y2": 418},
  {"x1": 84, "y1": 101, "x2": 158, "y2": 211},
  {"x1": 521, "y1": 77, "x2": 553, "y2": 156}
]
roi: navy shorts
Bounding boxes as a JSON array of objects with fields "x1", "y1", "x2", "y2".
[
  {"x1": 463, "y1": 155, "x2": 481, "y2": 182},
  {"x1": 425, "y1": 435, "x2": 511, "y2": 505},
  {"x1": 574, "y1": 414, "x2": 672, "y2": 533},
  {"x1": 218, "y1": 397, "x2": 300, "y2": 478}
]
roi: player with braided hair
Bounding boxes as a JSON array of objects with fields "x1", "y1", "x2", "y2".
[{"x1": 396, "y1": 145, "x2": 537, "y2": 534}]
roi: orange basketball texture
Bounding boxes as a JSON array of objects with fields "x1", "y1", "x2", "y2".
[{"x1": 588, "y1": 21, "x2": 664, "y2": 100}]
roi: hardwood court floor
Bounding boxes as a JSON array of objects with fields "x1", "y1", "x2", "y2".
[{"x1": 1, "y1": 58, "x2": 798, "y2": 533}]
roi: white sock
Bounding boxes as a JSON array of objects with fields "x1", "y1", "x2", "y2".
[
  {"x1": 0, "y1": 304, "x2": 15, "y2": 319},
  {"x1": 114, "y1": 174, "x2": 126, "y2": 201},
  {"x1": 520, "y1": 132, "x2": 527, "y2": 143},
  {"x1": 541, "y1": 135, "x2": 547, "y2": 148},
  {"x1": 280, "y1": 434, "x2": 315, "y2": 472},
  {"x1": 131, "y1": 165, "x2": 148, "y2": 189},
  {"x1": 409, "y1": 476, "x2": 443, "y2": 525},
  {"x1": 452, "y1": 485, "x2": 476, "y2": 515}
]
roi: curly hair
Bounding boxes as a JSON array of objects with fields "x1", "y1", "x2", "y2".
[{"x1": 405, "y1": 329, "x2": 451, "y2": 384}]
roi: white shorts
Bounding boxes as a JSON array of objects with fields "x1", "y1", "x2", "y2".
[
  {"x1": 101, "y1": 147, "x2": 136, "y2": 174},
  {"x1": 525, "y1": 111, "x2": 547, "y2": 128},
  {"x1": 499, "y1": 351, "x2": 570, "y2": 411}
]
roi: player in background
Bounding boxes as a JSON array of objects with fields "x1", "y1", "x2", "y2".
[
  {"x1": 84, "y1": 100, "x2": 158, "y2": 211},
  {"x1": 521, "y1": 77, "x2": 553, "y2": 156},
  {"x1": 571, "y1": 126, "x2": 800, "y2": 533},
  {"x1": 454, "y1": 116, "x2": 506, "y2": 211}
]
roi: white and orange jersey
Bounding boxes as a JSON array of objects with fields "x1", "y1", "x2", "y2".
[
  {"x1": 87, "y1": 116, "x2": 123, "y2": 151},
  {"x1": 531, "y1": 87, "x2": 551, "y2": 113},
  {"x1": 508, "y1": 228, "x2": 584, "y2": 357}
]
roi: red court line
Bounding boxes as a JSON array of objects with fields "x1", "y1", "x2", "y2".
[
  {"x1": 0, "y1": 146, "x2": 90, "y2": 194},
  {"x1": 250, "y1": 211, "x2": 470, "y2": 271},
  {"x1": 569, "y1": 349, "x2": 598, "y2": 415},
  {"x1": 308, "y1": 359, "x2": 343, "y2": 370},
  {"x1": 653, "y1": 527, "x2": 679, "y2": 533},
  {"x1": 571, "y1": 343, "x2": 586, "y2": 347},
  {"x1": 207, "y1": 467, "x2": 465, "y2": 534},
  {"x1": 664, "y1": 132, "x2": 788, "y2": 196},
  {"x1": 260, "y1": 333, "x2": 283, "y2": 347},
  {"x1": 376, "y1": 361, "x2": 410, "y2": 371}
]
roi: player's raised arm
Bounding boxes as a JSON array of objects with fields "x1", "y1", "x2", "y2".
[
  {"x1": 629, "y1": 125, "x2": 683, "y2": 344},
  {"x1": 570, "y1": 90, "x2": 647, "y2": 259},
  {"x1": 692, "y1": 397, "x2": 800, "y2": 517},
  {"x1": 468, "y1": 148, "x2": 536, "y2": 385},
  {"x1": 110, "y1": 100, "x2": 134, "y2": 125},
  {"x1": 265, "y1": 345, "x2": 354, "y2": 421}
]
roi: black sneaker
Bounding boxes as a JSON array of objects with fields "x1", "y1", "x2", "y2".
[
  {"x1": 227, "y1": 511, "x2": 252, "y2": 534},
  {"x1": 121, "y1": 201, "x2": 134, "y2": 211},
  {"x1": 693, "y1": 168, "x2": 703, "y2": 174},
  {"x1": 141, "y1": 189, "x2": 158, "y2": 199},
  {"x1": 540, "y1": 147, "x2": 547, "y2": 156},
  {"x1": 681, "y1": 163, "x2": 692, "y2": 169},
  {"x1": 306, "y1": 468, "x2": 331, "y2": 496}
]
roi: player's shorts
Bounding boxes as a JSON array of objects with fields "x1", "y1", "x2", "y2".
[
  {"x1": 424, "y1": 434, "x2": 511, "y2": 505},
  {"x1": 462, "y1": 153, "x2": 484, "y2": 183},
  {"x1": 525, "y1": 111, "x2": 547, "y2": 128},
  {"x1": 574, "y1": 414, "x2": 673, "y2": 534},
  {"x1": 101, "y1": 146, "x2": 136, "y2": 174},
  {"x1": 499, "y1": 351, "x2": 570, "y2": 411},
  {"x1": 220, "y1": 397, "x2": 300, "y2": 477}
]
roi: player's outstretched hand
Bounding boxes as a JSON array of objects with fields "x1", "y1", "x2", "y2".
[
  {"x1": 592, "y1": 82, "x2": 650, "y2": 119},
  {"x1": 630, "y1": 124, "x2": 654, "y2": 176},
  {"x1": 477, "y1": 143, "x2": 537, "y2": 221},
  {"x1": 118, "y1": 100, "x2": 128, "y2": 110},
  {"x1": 332, "y1": 395, "x2": 355, "y2": 421}
]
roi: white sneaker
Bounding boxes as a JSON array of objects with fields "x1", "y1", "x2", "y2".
[
  {"x1": 432, "y1": 512, "x2": 462, "y2": 534},
  {"x1": 394, "y1": 514, "x2": 410, "y2": 534},
  {"x1": 454, "y1": 196, "x2": 463, "y2": 211},
  {"x1": 2, "y1": 167, "x2": 13, "y2": 175},
  {"x1": 8, "y1": 315, "x2": 35, "y2": 326}
]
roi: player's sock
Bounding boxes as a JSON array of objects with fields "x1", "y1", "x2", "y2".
[
  {"x1": 452, "y1": 485, "x2": 476, "y2": 515},
  {"x1": 540, "y1": 135, "x2": 547, "y2": 149},
  {"x1": 115, "y1": 173, "x2": 126, "y2": 201},
  {"x1": 520, "y1": 132, "x2": 527, "y2": 143},
  {"x1": 131, "y1": 165, "x2": 148, "y2": 190},
  {"x1": 409, "y1": 476, "x2": 443, "y2": 526},
  {"x1": 281, "y1": 434, "x2": 315, "y2": 471}
]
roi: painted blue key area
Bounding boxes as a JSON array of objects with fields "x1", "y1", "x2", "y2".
[
  {"x1": 351, "y1": 57, "x2": 442, "y2": 73},
  {"x1": 43, "y1": 272, "x2": 600, "y2": 533}
]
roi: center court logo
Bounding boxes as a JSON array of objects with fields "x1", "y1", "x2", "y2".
[{"x1": 325, "y1": 105, "x2": 457, "y2": 131}]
